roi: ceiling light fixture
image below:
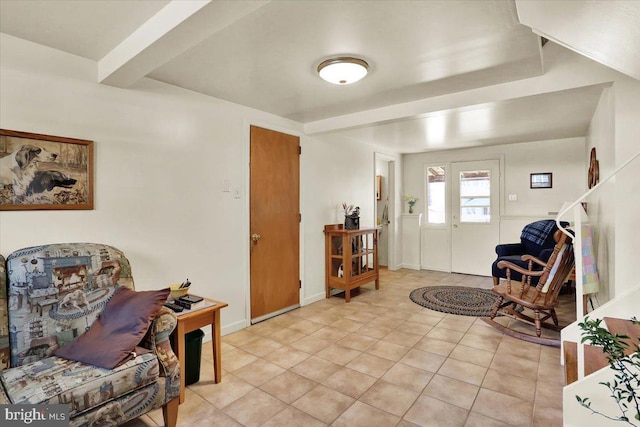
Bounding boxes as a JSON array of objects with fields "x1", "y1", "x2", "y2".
[{"x1": 317, "y1": 57, "x2": 369, "y2": 85}]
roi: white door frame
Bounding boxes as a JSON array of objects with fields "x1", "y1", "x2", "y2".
[{"x1": 374, "y1": 152, "x2": 399, "y2": 270}]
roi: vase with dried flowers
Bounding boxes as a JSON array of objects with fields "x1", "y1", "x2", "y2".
[
  {"x1": 342, "y1": 203, "x2": 360, "y2": 230},
  {"x1": 405, "y1": 195, "x2": 417, "y2": 214}
]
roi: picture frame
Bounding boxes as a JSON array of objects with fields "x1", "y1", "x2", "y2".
[
  {"x1": 530, "y1": 172, "x2": 552, "y2": 189},
  {"x1": 0, "y1": 129, "x2": 94, "y2": 210},
  {"x1": 588, "y1": 147, "x2": 599, "y2": 189}
]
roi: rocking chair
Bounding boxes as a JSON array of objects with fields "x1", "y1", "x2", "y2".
[{"x1": 484, "y1": 229, "x2": 574, "y2": 346}]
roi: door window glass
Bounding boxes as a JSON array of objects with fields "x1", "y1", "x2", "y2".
[
  {"x1": 427, "y1": 166, "x2": 446, "y2": 224},
  {"x1": 459, "y1": 170, "x2": 490, "y2": 223}
]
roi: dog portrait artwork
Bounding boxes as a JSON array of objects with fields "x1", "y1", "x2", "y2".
[{"x1": 0, "y1": 129, "x2": 93, "y2": 210}]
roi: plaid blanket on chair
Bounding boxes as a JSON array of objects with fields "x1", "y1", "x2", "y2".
[{"x1": 521, "y1": 220, "x2": 556, "y2": 246}]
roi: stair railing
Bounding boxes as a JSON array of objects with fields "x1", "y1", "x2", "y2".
[{"x1": 556, "y1": 149, "x2": 640, "y2": 380}]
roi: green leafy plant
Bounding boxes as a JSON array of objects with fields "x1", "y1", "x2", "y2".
[{"x1": 576, "y1": 316, "x2": 640, "y2": 425}]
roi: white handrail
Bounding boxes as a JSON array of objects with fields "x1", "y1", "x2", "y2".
[
  {"x1": 555, "y1": 149, "x2": 640, "y2": 381},
  {"x1": 555, "y1": 150, "x2": 640, "y2": 233}
]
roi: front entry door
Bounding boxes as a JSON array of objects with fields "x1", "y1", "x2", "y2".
[
  {"x1": 451, "y1": 160, "x2": 500, "y2": 276},
  {"x1": 250, "y1": 126, "x2": 300, "y2": 322}
]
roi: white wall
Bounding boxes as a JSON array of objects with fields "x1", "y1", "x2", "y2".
[
  {"x1": 301, "y1": 133, "x2": 391, "y2": 304},
  {"x1": 403, "y1": 138, "x2": 586, "y2": 271},
  {"x1": 582, "y1": 77, "x2": 640, "y2": 304},
  {"x1": 612, "y1": 78, "x2": 640, "y2": 296},
  {"x1": 0, "y1": 34, "x2": 391, "y2": 336},
  {"x1": 0, "y1": 35, "x2": 306, "y2": 334},
  {"x1": 585, "y1": 87, "x2": 615, "y2": 305}
]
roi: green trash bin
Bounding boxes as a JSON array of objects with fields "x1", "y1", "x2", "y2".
[{"x1": 184, "y1": 329, "x2": 204, "y2": 386}]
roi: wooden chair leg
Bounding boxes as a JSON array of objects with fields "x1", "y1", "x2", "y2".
[
  {"x1": 534, "y1": 310, "x2": 542, "y2": 337},
  {"x1": 550, "y1": 309, "x2": 559, "y2": 326},
  {"x1": 490, "y1": 296, "x2": 503, "y2": 319},
  {"x1": 162, "y1": 397, "x2": 179, "y2": 427}
]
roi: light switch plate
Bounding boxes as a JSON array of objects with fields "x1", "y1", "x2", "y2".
[{"x1": 508, "y1": 194, "x2": 517, "y2": 201}]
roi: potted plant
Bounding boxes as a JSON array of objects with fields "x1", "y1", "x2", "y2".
[
  {"x1": 342, "y1": 203, "x2": 360, "y2": 230},
  {"x1": 576, "y1": 316, "x2": 639, "y2": 425}
]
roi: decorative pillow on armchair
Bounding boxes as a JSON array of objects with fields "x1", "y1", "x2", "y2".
[{"x1": 55, "y1": 286, "x2": 169, "y2": 369}]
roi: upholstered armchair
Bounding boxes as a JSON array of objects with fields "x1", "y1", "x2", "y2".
[
  {"x1": 0, "y1": 243, "x2": 179, "y2": 427},
  {"x1": 492, "y1": 220, "x2": 568, "y2": 286}
]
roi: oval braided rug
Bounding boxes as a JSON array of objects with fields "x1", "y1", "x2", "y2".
[{"x1": 409, "y1": 286, "x2": 499, "y2": 317}]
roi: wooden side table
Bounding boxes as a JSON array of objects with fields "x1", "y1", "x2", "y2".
[{"x1": 173, "y1": 297, "x2": 228, "y2": 404}]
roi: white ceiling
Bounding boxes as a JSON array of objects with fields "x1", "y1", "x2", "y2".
[
  {"x1": 0, "y1": 0, "x2": 170, "y2": 60},
  {"x1": 333, "y1": 83, "x2": 611, "y2": 153},
  {"x1": 148, "y1": 1, "x2": 542, "y2": 123},
  {"x1": 1, "y1": 0, "x2": 637, "y2": 153}
]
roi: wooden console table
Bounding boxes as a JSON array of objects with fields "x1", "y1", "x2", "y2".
[
  {"x1": 324, "y1": 224, "x2": 379, "y2": 302},
  {"x1": 173, "y1": 296, "x2": 228, "y2": 403}
]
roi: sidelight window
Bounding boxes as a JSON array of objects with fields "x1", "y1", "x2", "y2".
[{"x1": 426, "y1": 166, "x2": 446, "y2": 224}]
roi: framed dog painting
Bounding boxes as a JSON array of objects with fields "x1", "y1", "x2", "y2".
[{"x1": 0, "y1": 129, "x2": 94, "y2": 210}]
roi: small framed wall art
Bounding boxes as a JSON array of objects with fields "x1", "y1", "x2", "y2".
[
  {"x1": 530, "y1": 172, "x2": 552, "y2": 189},
  {"x1": 0, "y1": 129, "x2": 94, "y2": 210}
]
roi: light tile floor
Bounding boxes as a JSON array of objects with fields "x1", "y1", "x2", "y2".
[{"x1": 126, "y1": 269, "x2": 576, "y2": 427}]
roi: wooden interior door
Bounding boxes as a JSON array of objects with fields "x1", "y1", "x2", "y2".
[{"x1": 250, "y1": 125, "x2": 300, "y2": 322}]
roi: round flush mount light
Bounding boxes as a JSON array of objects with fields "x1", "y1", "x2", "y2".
[{"x1": 317, "y1": 57, "x2": 369, "y2": 85}]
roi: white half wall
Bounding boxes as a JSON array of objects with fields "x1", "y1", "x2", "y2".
[{"x1": 401, "y1": 214, "x2": 422, "y2": 270}]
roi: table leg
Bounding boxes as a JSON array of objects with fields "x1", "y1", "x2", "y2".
[
  {"x1": 176, "y1": 321, "x2": 186, "y2": 404},
  {"x1": 213, "y1": 309, "x2": 222, "y2": 383}
]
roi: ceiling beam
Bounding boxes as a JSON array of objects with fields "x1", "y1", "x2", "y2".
[
  {"x1": 304, "y1": 43, "x2": 619, "y2": 135},
  {"x1": 516, "y1": 0, "x2": 640, "y2": 81},
  {"x1": 99, "y1": 0, "x2": 269, "y2": 88}
]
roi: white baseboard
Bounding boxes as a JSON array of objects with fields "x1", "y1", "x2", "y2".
[
  {"x1": 303, "y1": 291, "x2": 326, "y2": 306},
  {"x1": 202, "y1": 319, "x2": 248, "y2": 343},
  {"x1": 401, "y1": 263, "x2": 421, "y2": 270},
  {"x1": 421, "y1": 265, "x2": 451, "y2": 273}
]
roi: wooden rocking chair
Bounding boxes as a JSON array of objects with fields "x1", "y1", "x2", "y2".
[{"x1": 483, "y1": 230, "x2": 575, "y2": 346}]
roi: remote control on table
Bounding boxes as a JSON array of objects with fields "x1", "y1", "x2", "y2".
[
  {"x1": 174, "y1": 299, "x2": 192, "y2": 310},
  {"x1": 164, "y1": 302, "x2": 184, "y2": 312}
]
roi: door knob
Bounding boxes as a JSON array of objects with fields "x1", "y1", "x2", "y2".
[
  {"x1": 252, "y1": 233, "x2": 261, "y2": 242},
  {"x1": 452, "y1": 224, "x2": 458, "y2": 228}
]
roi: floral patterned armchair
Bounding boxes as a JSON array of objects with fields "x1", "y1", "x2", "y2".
[{"x1": 0, "y1": 243, "x2": 179, "y2": 427}]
